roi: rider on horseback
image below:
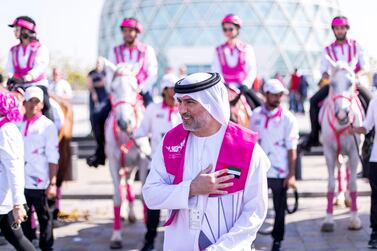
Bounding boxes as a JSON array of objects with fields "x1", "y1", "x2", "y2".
[
  {"x1": 87, "y1": 17, "x2": 158, "y2": 167},
  {"x1": 6, "y1": 16, "x2": 54, "y2": 121},
  {"x1": 212, "y1": 14, "x2": 262, "y2": 109},
  {"x1": 301, "y1": 16, "x2": 371, "y2": 151}
]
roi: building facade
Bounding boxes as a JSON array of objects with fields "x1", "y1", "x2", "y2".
[{"x1": 99, "y1": 0, "x2": 341, "y2": 82}]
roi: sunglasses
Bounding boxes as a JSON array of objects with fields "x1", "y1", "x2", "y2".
[{"x1": 223, "y1": 27, "x2": 235, "y2": 33}]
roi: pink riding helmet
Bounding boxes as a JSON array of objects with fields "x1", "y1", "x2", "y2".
[
  {"x1": 222, "y1": 14, "x2": 242, "y2": 28},
  {"x1": 8, "y1": 16, "x2": 36, "y2": 32},
  {"x1": 120, "y1": 18, "x2": 143, "y2": 33},
  {"x1": 331, "y1": 16, "x2": 349, "y2": 28},
  {"x1": 0, "y1": 92, "x2": 21, "y2": 122}
]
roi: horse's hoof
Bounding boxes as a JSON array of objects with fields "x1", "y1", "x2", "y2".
[
  {"x1": 348, "y1": 218, "x2": 362, "y2": 231},
  {"x1": 128, "y1": 215, "x2": 136, "y2": 224},
  {"x1": 110, "y1": 240, "x2": 122, "y2": 249},
  {"x1": 321, "y1": 222, "x2": 334, "y2": 232},
  {"x1": 110, "y1": 230, "x2": 122, "y2": 249}
]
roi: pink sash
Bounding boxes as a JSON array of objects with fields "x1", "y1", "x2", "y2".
[{"x1": 162, "y1": 121, "x2": 257, "y2": 226}]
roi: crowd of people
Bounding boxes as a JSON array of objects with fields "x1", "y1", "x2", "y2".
[{"x1": 0, "y1": 11, "x2": 377, "y2": 251}]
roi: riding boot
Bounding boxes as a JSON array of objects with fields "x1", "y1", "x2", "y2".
[
  {"x1": 300, "y1": 85, "x2": 329, "y2": 151},
  {"x1": 141, "y1": 91, "x2": 153, "y2": 107},
  {"x1": 87, "y1": 101, "x2": 111, "y2": 168}
]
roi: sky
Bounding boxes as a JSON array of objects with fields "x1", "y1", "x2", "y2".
[{"x1": 0, "y1": 0, "x2": 377, "y2": 71}]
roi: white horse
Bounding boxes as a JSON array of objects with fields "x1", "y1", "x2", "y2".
[
  {"x1": 319, "y1": 58, "x2": 365, "y2": 232},
  {"x1": 103, "y1": 61, "x2": 151, "y2": 248}
]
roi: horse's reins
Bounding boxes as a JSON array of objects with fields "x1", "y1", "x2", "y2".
[
  {"x1": 326, "y1": 93, "x2": 365, "y2": 168},
  {"x1": 350, "y1": 122, "x2": 366, "y2": 168},
  {"x1": 110, "y1": 97, "x2": 151, "y2": 167},
  {"x1": 326, "y1": 94, "x2": 356, "y2": 157}
]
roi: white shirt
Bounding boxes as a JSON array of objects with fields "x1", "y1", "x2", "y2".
[
  {"x1": 363, "y1": 96, "x2": 377, "y2": 162},
  {"x1": 320, "y1": 39, "x2": 368, "y2": 75},
  {"x1": 49, "y1": 79, "x2": 73, "y2": 99},
  {"x1": 134, "y1": 101, "x2": 181, "y2": 154},
  {"x1": 143, "y1": 125, "x2": 270, "y2": 251},
  {"x1": 107, "y1": 43, "x2": 158, "y2": 94},
  {"x1": 250, "y1": 106, "x2": 299, "y2": 179},
  {"x1": 6, "y1": 43, "x2": 49, "y2": 87},
  {"x1": 211, "y1": 43, "x2": 257, "y2": 88},
  {"x1": 0, "y1": 119, "x2": 26, "y2": 215},
  {"x1": 17, "y1": 114, "x2": 59, "y2": 189}
]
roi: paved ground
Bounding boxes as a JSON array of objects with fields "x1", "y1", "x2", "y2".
[{"x1": 1, "y1": 156, "x2": 373, "y2": 251}]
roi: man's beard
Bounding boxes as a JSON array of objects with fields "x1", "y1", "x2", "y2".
[
  {"x1": 335, "y1": 33, "x2": 347, "y2": 41},
  {"x1": 181, "y1": 111, "x2": 211, "y2": 132},
  {"x1": 268, "y1": 101, "x2": 280, "y2": 109},
  {"x1": 124, "y1": 37, "x2": 136, "y2": 46}
]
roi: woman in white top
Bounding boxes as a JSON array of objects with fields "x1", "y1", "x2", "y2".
[{"x1": 0, "y1": 91, "x2": 35, "y2": 251}]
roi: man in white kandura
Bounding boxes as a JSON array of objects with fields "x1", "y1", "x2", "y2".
[
  {"x1": 143, "y1": 72, "x2": 270, "y2": 251},
  {"x1": 134, "y1": 72, "x2": 181, "y2": 251}
]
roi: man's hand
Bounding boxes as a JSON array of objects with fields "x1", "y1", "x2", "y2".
[
  {"x1": 12, "y1": 205, "x2": 27, "y2": 225},
  {"x1": 45, "y1": 184, "x2": 57, "y2": 199},
  {"x1": 283, "y1": 175, "x2": 296, "y2": 189},
  {"x1": 189, "y1": 165, "x2": 234, "y2": 197}
]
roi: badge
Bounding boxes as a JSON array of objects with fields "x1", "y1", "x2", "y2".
[{"x1": 189, "y1": 209, "x2": 201, "y2": 230}]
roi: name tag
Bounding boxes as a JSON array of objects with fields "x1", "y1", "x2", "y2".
[{"x1": 189, "y1": 209, "x2": 201, "y2": 230}]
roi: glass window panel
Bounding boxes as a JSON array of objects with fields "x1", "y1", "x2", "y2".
[
  {"x1": 272, "y1": 55, "x2": 289, "y2": 76},
  {"x1": 179, "y1": 27, "x2": 203, "y2": 46},
  {"x1": 209, "y1": 27, "x2": 225, "y2": 44},
  {"x1": 266, "y1": 4, "x2": 288, "y2": 24},
  {"x1": 236, "y1": 3, "x2": 260, "y2": 26},
  {"x1": 306, "y1": 32, "x2": 320, "y2": 50},
  {"x1": 269, "y1": 26, "x2": 288, "y2": 42},
  {"x1": 163, "y1": 3, "x2": 183, "y2": 20},
  {"x1": 295, "y1": 27, "x2": 311, "y2": 43},
  {"x1": 319, "y1": 6, "x2": 331, "y2": 24},
  {"x1": 150, "y1": 8, "x2": 170, "y2": 28},
  {"x1": 206, "y1": 3, "x2": 226, "y2": 26},
  {"x1": 282, "y1": 30, "x2": 301, "y2": 50},
  {"x1": 164, "y1": 29, "x2": 184, "y2": 47},
  {"x1": 303, "y1": 3, "x2": 318, "y2": 20},
  {"x1": 281, "y1": 2, "x2": 298, "y2": 17},
  {"x1": 195, "y1": 28, "x2": 217, "y2": 46},
  {"x1": 253, "y1": 29, "x2": 274, "y2": 47},
  {"x1": 253, "y1": 2, "x2": 273, "y2": 17},
  {"x1": 239, "y1": 26, "x2": 259, "y2": 44},
  {"x1": 177, "y1": 4, "x2": 201, "y2": 26},
  {"x1": 293, "y1": 5, "x2": 310, "y2": 25}
]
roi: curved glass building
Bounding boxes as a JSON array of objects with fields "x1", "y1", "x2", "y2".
[{"x1": 99, "y1": 0, "x2": 341, "y2": 80}]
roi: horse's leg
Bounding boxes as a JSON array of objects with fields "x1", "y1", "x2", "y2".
[
  {"x1": 347, "y1": 150, "x2": 362, "y2": 230},
  {"x1": 335, "y1": 157, "x2": 346, "y2": 206},
  {"x1": 344, "y1": 161, "x2": 352, "y2": 208},
  {"x1": 125, "y1": 166, "x2": 137, "y2": 224},
  {"x1": 108, "y1": 155, "x2": 123, "y2": 248},
  {"x1": 321, "y1": 146, "x2": 337, "y2": 232}
]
